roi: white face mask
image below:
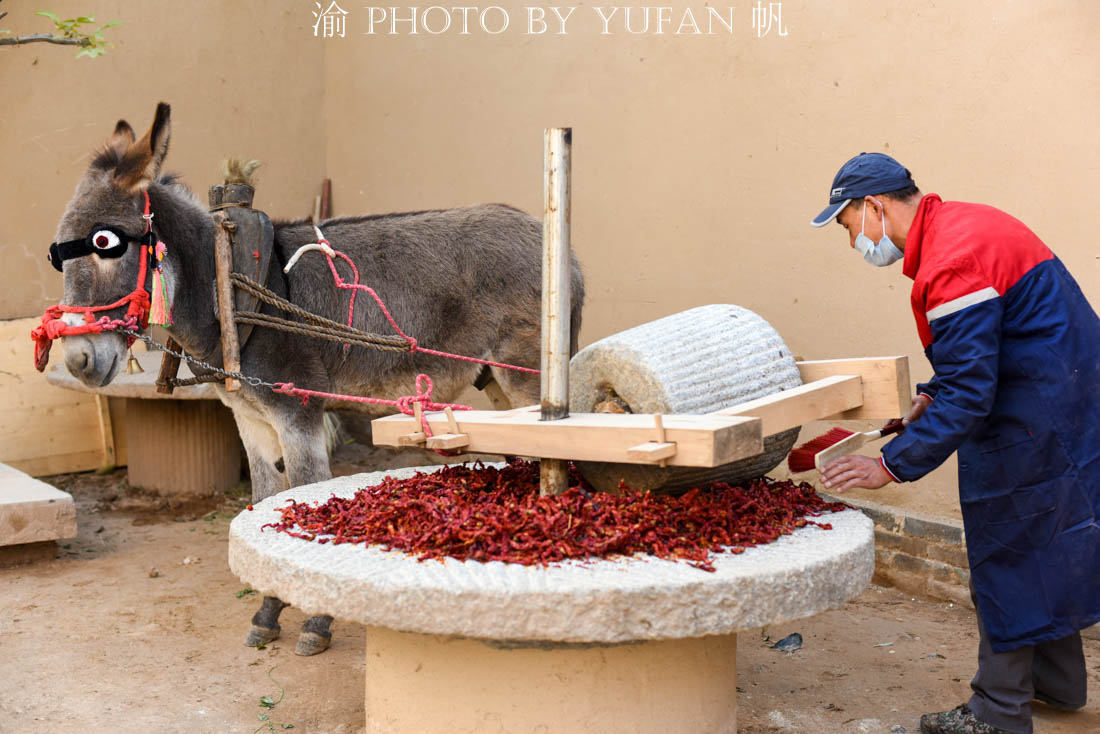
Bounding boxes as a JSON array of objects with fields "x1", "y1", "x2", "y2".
[{"x1": 853, "y1": 199, "x2": 903, "y2": 267}]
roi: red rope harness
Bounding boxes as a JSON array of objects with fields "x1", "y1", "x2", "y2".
[
  {"x1": 31, "y1": 192, "x2": 155, "y2": 371},
  {"x1": 318, "y1": 240, "x2": 540, "y2": 375},
  {"x1": 274, "y1": 374, "x2": 471, "y2": 455}
]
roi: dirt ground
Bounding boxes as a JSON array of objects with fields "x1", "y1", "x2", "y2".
[{"x1": 3, "y1": 449, "x2": 1099, "y2": 734}]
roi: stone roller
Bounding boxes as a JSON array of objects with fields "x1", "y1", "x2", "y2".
[{"x1": 569, "y1": 304, "x2": 802, "y2": 494}]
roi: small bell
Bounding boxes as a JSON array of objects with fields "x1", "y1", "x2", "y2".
[{"x1": 126, "y1": 351, "x2": 145, "y2": 375}]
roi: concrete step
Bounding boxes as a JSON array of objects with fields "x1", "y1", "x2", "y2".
[{"x1": 0, "y1": 462, "x2": 77, "y2": 551}]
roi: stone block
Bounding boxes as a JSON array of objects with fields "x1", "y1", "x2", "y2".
[
  {"x1": 0, "y1": 540, "x2": 59, "y2": 568},
  {"x1": 879, "y1": 549, "x2": 967, "y2": 587},
  {"x1": 874, "y1": 528, "x2": 932, "y2": 558},
  {"x1": 926, "y1": 579, "x2": 973, "y2": 609},
  {"x1": 0, "y1": 463, "x2": 77, "y2": 546},
  {"x1": 923, "y1": 541, "x2": 970, "y2": 570},
  {"x1": 819, "y1": 492, "x2": 902, "y2": 533},
  {"x1": 903, "y1": 515, "x2": 964, "y2": 545}
]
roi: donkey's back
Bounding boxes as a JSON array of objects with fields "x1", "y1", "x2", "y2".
[{"x1": 265, "y1": 204, "x2": 584, "y2": 413}]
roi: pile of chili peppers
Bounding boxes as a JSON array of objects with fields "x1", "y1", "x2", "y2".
[{"x1": 261, "y1": 459, "x2": 848, "y2": 572}]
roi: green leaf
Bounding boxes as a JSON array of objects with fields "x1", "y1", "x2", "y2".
[
  {"x1": 258, "y1": 712, "x2": 269, "y2": 721},
  {"x1": 259, "y1": 695, "x2": 276, "y2": 708},
  {"x1": 282, "y1": 725, "x2": 294, "y2": 730},
  {"x1": 36, "y1": 11, "x2": 60, "y2": 22}
]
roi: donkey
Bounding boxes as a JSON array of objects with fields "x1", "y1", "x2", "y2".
[{"x1": 48, "y1": 103, "x2": 584, "y2": 655}]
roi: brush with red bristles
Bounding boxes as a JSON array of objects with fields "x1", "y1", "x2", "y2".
[{"x1": 787, "y1": 419, "x2": 906, "y2": 474}]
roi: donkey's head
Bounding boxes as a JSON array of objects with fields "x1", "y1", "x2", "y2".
[{"x1": 53, "y1": 103, "x2": 172, "y2": 386}]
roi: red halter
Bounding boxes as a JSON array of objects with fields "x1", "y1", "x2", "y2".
[{"x1": 31, "y1": 191, "x2": 156, "y2": 372}]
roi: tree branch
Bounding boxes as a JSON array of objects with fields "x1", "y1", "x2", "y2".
[{"x1": 0, "y1": 33, "x2": 91, "y2": 47}]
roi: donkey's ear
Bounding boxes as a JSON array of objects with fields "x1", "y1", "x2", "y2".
[
  {"x1": 110, "y1": 120, "x2": 136, "y2": 146},
  {"x1": 114, "y1": 103, "x2": 171, "y2": 193},
  {"x1": 105, "y1": 120, "x2": 136, "y2": 157}
]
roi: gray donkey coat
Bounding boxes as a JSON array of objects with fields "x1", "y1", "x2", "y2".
[{"x1": 53, "y1": 103, "x2": 584, "y2": 654}]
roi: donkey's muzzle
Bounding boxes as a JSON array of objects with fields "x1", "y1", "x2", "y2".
[{"x1": 63, "y1": 334, "x2": 123, "y2": 387}]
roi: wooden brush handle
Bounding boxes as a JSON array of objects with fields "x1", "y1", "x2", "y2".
[{"x1": 878, "y1": 419, "x2": 906, "y2": 437}]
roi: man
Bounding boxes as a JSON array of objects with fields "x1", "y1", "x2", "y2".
[{"x1": 810, "y1": 152, "x2": 1100, "y2": 734}]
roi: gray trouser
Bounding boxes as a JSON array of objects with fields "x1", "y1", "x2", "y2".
[{"x1": 967, "y1": 583, "x2": 1087, "y2": 734}]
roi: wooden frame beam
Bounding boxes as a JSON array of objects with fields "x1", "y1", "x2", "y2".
[
  {"x1": 713, "y1": 374, "x2": 863, "y2": 435},
  {"x1": 372, "y1": 356, "x2": 912, "y2": 467},
  {"x1": 373, "y1": 411, "x2": 764, "y2": 468},
  {"x1": 796, "y1": 356, "x2": 911, "y2": 420}
]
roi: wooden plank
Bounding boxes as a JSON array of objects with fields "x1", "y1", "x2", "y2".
[
  {"x1": 397, "y1": 432, "x2": 427, "y2": 446},
  {"x1": 94, "y1": 394, "x2": 117, "y2": 469},
  {"x1": 626, "y1": 441, "x2": 677, "y2": 462},
  {"x1": 109, "y1": 397, "x2": 128, "y2": 466},
  {"x1": 7, "y1": 450, "x2": 104, "y2": 477},
  {"x1": 373, "y1": 410, "x2": 763, "y2": 467},
  {"x1": 425, "y1": 433, "x2": 470, "y2": 450},
  {"x1": 796, "y1": 357, "x2": 911, "y2": 420},
  {"x1": 712, "y1": 375, "x2": 864, "y2": 434},
  {"x1": 0, "y1": 405, "x2": 102, "y2": 462},
  {"x1": 488, "y1": 404, "x2": 540, "y2": 419},
  {"x1": 0, "y1": 317, "x2": 132, "y2": 476}
]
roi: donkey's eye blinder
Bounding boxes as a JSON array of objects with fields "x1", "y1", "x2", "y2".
[{"x1": 48, "y1": 226, "x2": 153, "y2": 272}]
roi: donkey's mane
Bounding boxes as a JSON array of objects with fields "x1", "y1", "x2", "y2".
[
  {"x1": 273, "y1": 203, "x2": 525, "y2": 230},
  {"x1": 90, "y1": 145, "x2": 125, "y2": 172}
]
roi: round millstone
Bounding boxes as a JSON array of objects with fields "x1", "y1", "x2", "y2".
[
  {"x1": 228, "y1": 465, "x2": 874, "y2": 643},
  {"x1": 569, "y1": 304, "x2": 802, "y2": 494}
]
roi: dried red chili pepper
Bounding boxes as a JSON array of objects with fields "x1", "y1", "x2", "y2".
[{"x1": 261, "y1": 459, "x2": 848, "y2": 572}]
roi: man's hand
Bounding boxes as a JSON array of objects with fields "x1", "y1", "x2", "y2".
[
  {"x1": 903, "y1": 394, "x2": 932, "y2": 426},
  {"x1": 821, "y1": 455, "x2": 893, "y2": 492}
]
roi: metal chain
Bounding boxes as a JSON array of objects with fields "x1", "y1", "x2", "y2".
[{"x1": 118, "y1": 327, "x2": 276, "y2": 390}]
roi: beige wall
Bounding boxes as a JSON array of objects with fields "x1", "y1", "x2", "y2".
[
  {"x1": 0, "y1": 0, "x2": 326, "y2": 320},
  {"x1": 4, "y1": 1, "x2": 1099, "y2": 519}
]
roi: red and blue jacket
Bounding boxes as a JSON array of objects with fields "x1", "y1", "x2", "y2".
[{"x1": 879, "y1": 194, "x2": 1100, "y2": 651}]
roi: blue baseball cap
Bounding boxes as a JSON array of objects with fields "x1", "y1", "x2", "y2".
[{"x1": 810, "y1": 152, "x2": 915, "y2": 227}]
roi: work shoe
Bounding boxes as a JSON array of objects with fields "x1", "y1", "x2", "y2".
[{"x1": 919, "y1": 704, "x2": 1012, "y2": 734}]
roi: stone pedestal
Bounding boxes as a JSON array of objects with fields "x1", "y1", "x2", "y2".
[
  {"x1": 229, "y1": 465, "x2": 875, "y2": 733},
  {"x1": 365, "y1": 628, "x2": 738, "y2": 734},
  {"x1": 125, "y1": 399, "x2": 240, "y2": 495}
]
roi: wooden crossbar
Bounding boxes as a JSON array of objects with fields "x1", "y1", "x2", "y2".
[
  {"x1": 372, "y1": 356, "x2": 912, "y2": 467},
  {"x1": 373, "y1": 411, "x2": 764, "y2": 468},
  {"x1": 796, "y1": 357, "x2": 910, "y2": 420}
]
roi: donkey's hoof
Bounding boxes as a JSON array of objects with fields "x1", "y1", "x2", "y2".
[
  {"x1": 244, "y1": 624, "x2": 280, "y2": 647},
  {"x1": 294, "y1": 631, "x2": 332, "y2": 656}
]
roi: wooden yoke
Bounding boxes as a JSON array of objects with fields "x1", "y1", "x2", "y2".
[{"x1": 212, "y1": 212, "x2": 242, "y2": 392}]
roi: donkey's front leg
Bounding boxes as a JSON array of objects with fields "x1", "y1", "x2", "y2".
[
  {"x1": 233, "y1": 410, "x2": 295, "y2": 648},
  {"x1": 279, "y1": 411, "x2": 336, "y2": 656}
]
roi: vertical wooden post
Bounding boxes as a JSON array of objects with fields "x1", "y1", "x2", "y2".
[
  {"x1": 155, "y1": 336, "x2": 183, "y2": 395},
  {"x1": 540, "y1": 127, "x2": 572, "y2": 496},
  {"x1": 212, "y1": 213, "x2": 242, "y2": 392},
  {"x1": 93, "y1": 394, "x2": 116, "y2": 471}
]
